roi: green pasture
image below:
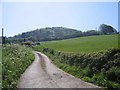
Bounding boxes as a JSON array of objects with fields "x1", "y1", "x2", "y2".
[{"x1": 41, "y1": 34, "x2": 119, "y2": 53}]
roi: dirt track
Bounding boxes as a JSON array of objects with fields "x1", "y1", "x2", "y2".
[{"x1": 17, "y1": 51, "x2": 101, "y2": 88}]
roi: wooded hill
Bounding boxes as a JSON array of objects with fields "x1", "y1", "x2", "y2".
[
  {"x1": 7, "y1": 27, "x2": 83, "y2": 43},
  {"x1": 6, "y1": 24, "x2": 118, "y2": 43},
  {"x1": 7, "y1": 27, "x2": 102, "y2": 43}
]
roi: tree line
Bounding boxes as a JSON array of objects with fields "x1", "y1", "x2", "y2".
[{"x1": 3, "y1": 24, "x2": 119, "y2": 44}]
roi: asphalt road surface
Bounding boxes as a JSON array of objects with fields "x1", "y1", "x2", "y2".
[{"x1": 17, "y1": 51, "x2": 101, "y2": 89}]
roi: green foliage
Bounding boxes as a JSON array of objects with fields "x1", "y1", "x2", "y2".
[
  {"x1": 99, "y1": 24, "x2": 117, "y2": 34},
  {"x1": 82, "y1": 77, "x2": 91, "y2": 82},
  {"x1": 2, "y1": 45, "x2": 34, "y2": 88},
  {"x1": 7, "y1": 27, "x2": 83, "y2": 43},
  {"x1": 106, "y1": 67, "x2": 120, "y2": 83},
  {"x1": 36, "y1": 42, "x2": 41, "y2": 45},
  {"x1": 32, "y1": 45, "x2": 44, "y2": 51},
  {"x1": 21, "y1": 41, "x2": 32, "y2": 47}
]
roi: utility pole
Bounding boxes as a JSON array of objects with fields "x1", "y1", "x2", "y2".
[
  {"x1": 2, "y1": 28, "x2": 3, "y2": 46},
  {"x1": 2, "y1": 28, "x2": 5, "y2": 46},
  {"x1": 2, "y1": 28, "x2": 3, "y2": 37}
]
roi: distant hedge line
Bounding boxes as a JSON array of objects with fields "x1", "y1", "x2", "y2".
[{"x1": 40, "y1": 47, "x2": 120, "y2": 89}]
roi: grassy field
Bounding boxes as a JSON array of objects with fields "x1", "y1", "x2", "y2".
[
  {"x1": 2, "y1": 45, "x2": 34, "y2": 89},
  {"x1": 41, "y1": 34, "x2": 119, "y2": 53}
]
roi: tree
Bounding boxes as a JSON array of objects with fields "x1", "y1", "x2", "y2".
[
  {"x1": 99, "y1": 24, "x2": 117, "y2": 34},
  {"x1": 85, "y1": 30, "x2": 100, "y2": 36}
]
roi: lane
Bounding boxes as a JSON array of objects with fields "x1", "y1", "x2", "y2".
[
  {"x1": 17, "y1": 51, "x2": 101, "y2": 88},
  {"x1": 17, "y1": 51, "x2": 59, "y2": 88},
  {"x1": 37, "y1": 52, "x2": 100, "y2": 88}
]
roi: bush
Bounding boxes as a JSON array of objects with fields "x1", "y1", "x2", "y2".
[
  {"x1": 106, "y1": 67, "x2": 120, "y2": 83},
  {"x1": 21, "y1": 42, "x2": 32, "y2": 47},
  {"x1": 36, "y1": 42, "x2": 40, "y2": 45},
  {"x1": 82, "y1": 77, "x2": 91, "y2": 82}
]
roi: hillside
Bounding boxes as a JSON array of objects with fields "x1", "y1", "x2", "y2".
[
  {"x1": 40, "y1": 34, "x2": 119, "y2": 53},
  {"x1": 7, "y1": 27, "x2": 82, "y2": 42}
]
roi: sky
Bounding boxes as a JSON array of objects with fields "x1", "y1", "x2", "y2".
[{"x1": 0, "y1": 1, "x2": 119, "y2": 37}]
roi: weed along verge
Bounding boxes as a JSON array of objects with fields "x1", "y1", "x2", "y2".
[
  {"x1": 33, "y1": 46, "x2": 120, "y2": 89},
  {"x1": 2, "y1": 45, "x2": 34, "y2": 89},
  {"x1": 37, "y1": 52, "x2": 46, "y2": 70}
]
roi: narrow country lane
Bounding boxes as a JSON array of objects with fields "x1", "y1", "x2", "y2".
[{"x1": 17, "y1": 51, "x2": 101, "y2": 89}]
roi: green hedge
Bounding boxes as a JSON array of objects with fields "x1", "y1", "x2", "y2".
[{"x1": 39, "y1": 47, "x2": 120, "y2": 89}]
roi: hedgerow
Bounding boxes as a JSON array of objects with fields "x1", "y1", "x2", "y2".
[
  {"x1": 35, "y1": 47, "x2": 120, "y2": 89},
  {"x1": 2, "y1": 45, "x2": 34, "y2": 89}
]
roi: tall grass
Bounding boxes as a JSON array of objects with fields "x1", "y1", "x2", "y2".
[{"x1": 2, "y1": 44, "x2": 34, "y2": 89}]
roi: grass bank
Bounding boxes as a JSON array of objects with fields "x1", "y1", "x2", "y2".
[{"x1": 2, "y1": 44, "x2": 34, "y2": 89}]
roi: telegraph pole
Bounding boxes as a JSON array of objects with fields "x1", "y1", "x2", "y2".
[
  {"x1": 2, "y1": 28, "x2": 3, "y2": 46},
  {"x1": 2, "y1": 28, "x2": 5, "y2": 46},
  {"x1": 2, "y1": 28, "x2": 3, "y2": 37}
]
